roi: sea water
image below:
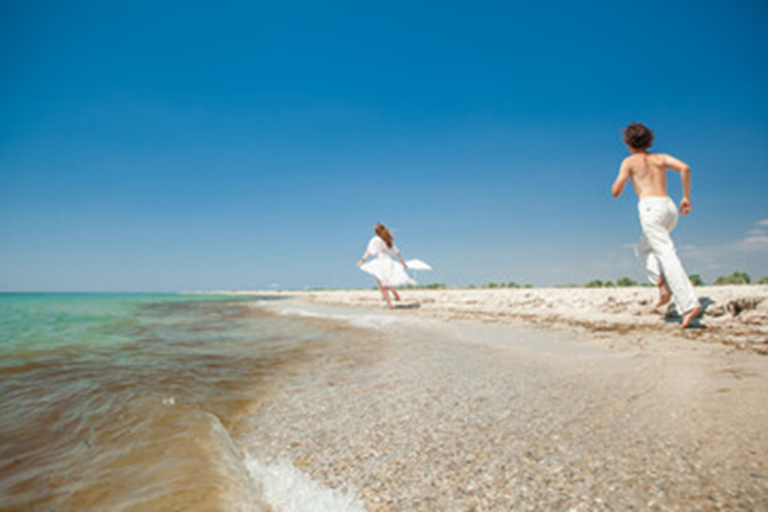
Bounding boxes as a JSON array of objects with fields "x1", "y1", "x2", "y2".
[{"x1": 0, "y1": 293, "x2": 364, "y2": 511}]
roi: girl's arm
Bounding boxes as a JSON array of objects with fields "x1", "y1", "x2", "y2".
[
  {"x1": 358, "y1": 251, "x2": 370, "y2": 267},
  {"x1": 396, "y1": 251, "x2": 408, "y2": 269}
]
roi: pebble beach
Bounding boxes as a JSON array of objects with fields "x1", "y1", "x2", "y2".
[{"x1": 234, "y1": 286, "x2": 768, "y2": 510}]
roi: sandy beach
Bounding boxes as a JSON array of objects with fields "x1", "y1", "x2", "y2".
[{"x1": 232, "y1": 286, "x2": 768, "y2": 510}]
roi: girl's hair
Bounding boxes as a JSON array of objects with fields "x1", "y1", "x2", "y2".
[{"x1": 374, "y1": 223, "x2": 394, "y2": 249}]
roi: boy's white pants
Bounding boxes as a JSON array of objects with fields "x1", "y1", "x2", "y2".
[{"x1": 637, "y1": 197, "x2": 699, "y2": 314}]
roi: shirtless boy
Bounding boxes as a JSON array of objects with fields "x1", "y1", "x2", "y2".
[{"x1": 612, "y1": 123, "x2": 702, "y2": 328}]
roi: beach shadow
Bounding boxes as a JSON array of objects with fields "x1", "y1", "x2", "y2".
[
  {"x1": 699, "y1": 296, "x2": 715, "y2": 314},
  {"x1": 663, "y1": 299, "x2": 710, "y2": 329},
  {"x1": 664, "y1": 316, "x2": 707, "y2": 329},
  {"x1": 393, "y1": 302, "x2": 421, "y2": 310}
]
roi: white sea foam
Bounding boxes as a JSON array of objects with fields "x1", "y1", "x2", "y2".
[
  {"x1": 246, "y1": 457, "x2": 366, "y2": 512},
  {"x1": 256, "y1": 300, "x2": 434, "y2": 332},
  {"x1": 284, "y1": 309, "x2": 401, "y2": 330}
]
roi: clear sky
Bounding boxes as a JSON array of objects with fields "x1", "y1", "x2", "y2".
[{"x1": 1, "y1": 1, "x2": 767, "y2": 291}]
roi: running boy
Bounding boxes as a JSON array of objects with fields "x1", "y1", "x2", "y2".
[{"x1": 612, "y1": 123, "x2": 702, "y2": 328}]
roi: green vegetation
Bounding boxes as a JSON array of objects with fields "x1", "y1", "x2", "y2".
[
  {"x1": 584, "y1": 275, "x2": 707, "y2": 288},
  {"x1": 461, "y1": 282, "x2": 531, "y2": 289},
  {"x1": 585, "y1": 279, "x2": 618, "y2": 288},
  {"x1": 480, "y1": 282, "x2": 522, "y2": 289},
  {"x1": 715, "y1": 271, "x2": 751, "y2": 285},
  {"x1": 616, "y1": 277, "x2": 639, "y2": 287},
  {"x1": 416, "y1": 283, "x2": 446, "y2": 290},
  {"x1": 758, "y1": 276, "x2": 768, "y2": 285}
]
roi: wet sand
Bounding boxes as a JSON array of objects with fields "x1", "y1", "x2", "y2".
[{"x1": 241, "y1": 299, "x2": 768, "y2": 511}]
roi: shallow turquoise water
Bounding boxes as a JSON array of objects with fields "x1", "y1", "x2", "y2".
[
  {"x1": 0, "y1": 293, "x2": 247, "y2": 354},
  {"x1": 0, "y1": 293, "x2": 346, "y2": 510}
]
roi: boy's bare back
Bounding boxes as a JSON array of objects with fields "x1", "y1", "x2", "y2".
[
  {"x1": 613, "y1": 150, "x2": 693, "y2": 215},
  {"x1": 624, "y1": 153, "x2": 678, "y2": 199}
]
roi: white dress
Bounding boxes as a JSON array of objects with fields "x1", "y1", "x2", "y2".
[{"x1": 360, "y1": 236, "x2": 416, "y2": 287}]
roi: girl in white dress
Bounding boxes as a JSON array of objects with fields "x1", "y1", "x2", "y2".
[{"x1": 358, "y1": 223, "x2": 414, "y2": 309}]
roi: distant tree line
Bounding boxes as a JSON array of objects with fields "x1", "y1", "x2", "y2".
[
  {"x1": 585, "y1": 277, "x2": 646, "y2": 288},
  {"x1": 466, "y1": 282, "x2": 534, "y2": 289},
  {"x1": 712, "y1": 271, "x2": 744, "y2": 285},
  {"x1": 582, "y1": 271, "x2": 767, "y2": 288},
  {"x1": 383, "y1": 272, "x2": 767, "y2": 291},
  {"x1": 408, "y1": 283, "x2": 447, "y2": 290}
]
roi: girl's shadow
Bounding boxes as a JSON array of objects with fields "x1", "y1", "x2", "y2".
[{"x1": 393, "y1": 301, "x2": 421, "y2": 310}]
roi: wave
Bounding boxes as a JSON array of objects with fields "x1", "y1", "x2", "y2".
[
  {"x1": 246, "y1": 457, "x2": 365, "y2": 512},
  {"x1": 1, "y1": 294, "x2": 370, "y2": 511}
]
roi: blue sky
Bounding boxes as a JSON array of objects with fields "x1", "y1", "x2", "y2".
[{"x1": 1, "y1": 1, "x2": 767, "y2": 291}]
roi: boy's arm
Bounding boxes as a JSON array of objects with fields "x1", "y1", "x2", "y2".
[
  {"x1": 664, "y1": 154, "x2": 692, "y2": 215},
  {"x1": 611, "y1": 159, "x2": 631, "y2": 198}
]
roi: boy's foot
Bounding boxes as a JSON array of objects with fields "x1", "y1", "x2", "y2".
[
  {"x1": 657, "y1": 279, "x2": 672, "y2": 307},
  {"x1": 682, "y1": 306, "x2": 702, "y2": 328}
]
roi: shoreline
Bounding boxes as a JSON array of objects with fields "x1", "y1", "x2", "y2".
[
  {"x1": 220, "y1": 285, "x2": 768, "y2": 354},
  {"x1": 241, "y1": 298, "x2": 768, "y2": 510}
]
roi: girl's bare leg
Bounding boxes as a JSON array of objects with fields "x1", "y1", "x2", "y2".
[
  {"x1": 389, "y1": 287, "x2": 401, "y2": 301},
  {"x1": 376, "y1": 279, "x2": 393, "y2": 309}
]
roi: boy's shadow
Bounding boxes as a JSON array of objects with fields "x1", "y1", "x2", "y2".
[
  {"x1": 393, "y1": 301, "x2": 421, "y2": 310},
  {"x1": 663, "y1": 296, "x2": 714, "y2": 329}
]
